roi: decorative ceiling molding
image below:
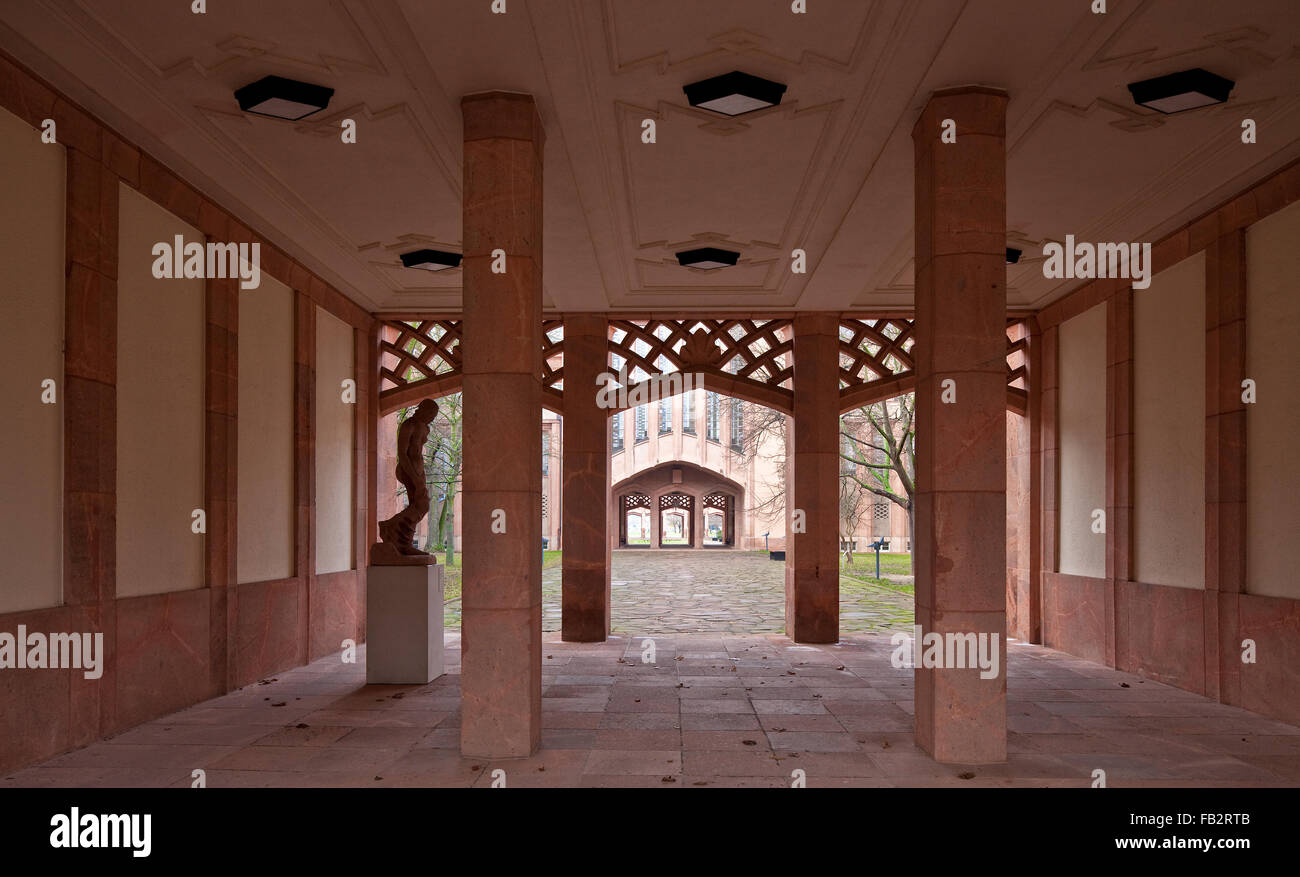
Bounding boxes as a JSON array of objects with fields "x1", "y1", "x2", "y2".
[
  {"x1": 1083, "y1": 0, "x2": 1279, "y2": 74},
  {"x1": 601, "y1": 5, "x2": 881, "y2": 77},
  {"x1": 614, "y1": 96, "x2": 838, "y2": 296}
]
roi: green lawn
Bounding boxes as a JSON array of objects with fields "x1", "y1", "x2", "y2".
[
  {"x1": 840, "y1": 551, "x2": 913, "y2": 593},
  {"x1": 440, "y1": 549, "x2": 562, "y2": 603}
]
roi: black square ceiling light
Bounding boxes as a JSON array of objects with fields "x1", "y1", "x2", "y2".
[
  {"x1": 400, "y1": 249, "x2": 462, "y2": 272},
  {"x1": 676, "y1": 247, "x2": 740, "y2": 270},
  {"x1": 1127, "y1": 68, "x2": 1234, "y2": 114},
  {"x1": 683, "y1": 71, "x2": 787, "y2": 116},
  {"x1": 235, "y1": 75, "x2": 335, "y2": 121}
]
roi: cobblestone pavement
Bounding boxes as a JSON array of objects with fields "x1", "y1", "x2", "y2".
[{"x1": 532, "y1": 550, "x2": 913, "y2": 636}]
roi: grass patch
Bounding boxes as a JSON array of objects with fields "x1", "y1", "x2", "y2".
[
  {"x1": 440, "y1": 549, "x2": 562, "y2": 605},
  {"x1": 841, "y1": 550, "x2": 911, "y2": 577},
  {"x1": 841, "y1": 574, "x2": 914, "y2": 596}
]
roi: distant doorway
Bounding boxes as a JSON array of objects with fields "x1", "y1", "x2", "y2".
[
  {"x1": 619, "y1": 492, "x2": 651, "y2": 546},
  {"x1": 702, "y1": 491, "x2": 734, "y2": 547},
  {"x1": 658, "y1": 491, "x2": 694, "y2": 547}
]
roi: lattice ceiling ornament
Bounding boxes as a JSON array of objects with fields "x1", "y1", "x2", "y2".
[
  {"x1": 542, "y1": 320, "x2": 564, "y2": 394},
  {"x1": 622, "y1": 493, "x2": 651, "y2": 511},
  {"x1": 838, "y1": 317, "x2": 1031, "y2": 414},
  {"x1": 607, "y1": 319, "x2": 794, "y2": 413},
  {"x1": 838, "y1": 319, "x2": 915, "y2": 388},
  {"x1": 378, "y1": 318, "x2": 565, "y2": 415},
  {"x1": 702, "y1": 492, "x2": 731, "y2": 510},
  {"x1": 380, "y1": 319, "x2": 461, "y2": 392},
  {"x1": 659, "y1": 491, "x2": 694, "y2": 510}
]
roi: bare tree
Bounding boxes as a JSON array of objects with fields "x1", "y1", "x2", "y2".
[
  {"x1": 839, "y1": 473, "x2": 872, "y2": 566},
  {"x1": 729, "y1": 399, "x2": 788, "y2": 521},
  {"x1": 839, "y1": 393, "x2": 916, "y2": 571}
]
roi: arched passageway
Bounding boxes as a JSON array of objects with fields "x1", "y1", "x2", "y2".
[{"x1": 612, "y1": 461, "x2": 745, "y2": 550}]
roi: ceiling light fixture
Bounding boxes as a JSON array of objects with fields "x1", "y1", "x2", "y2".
[
  {"x1": 399, "y1": 249, "x2": 462, "y2": 272},
  {"x1": 676, "y1": 247, "x2": 740, "y2": 270},
  {"x1": 234, "y1": 75, "x2": 335, "y2": 121},
  {"x1": 1126, "y1": 68, "x2": 1234, "y2": 114},
  {"x1": 1006, "y1": 248, "x2": 1022, "y2": 265},
  {"x1": 683, "y1": 71, "x2": 787, "y2": 116}
]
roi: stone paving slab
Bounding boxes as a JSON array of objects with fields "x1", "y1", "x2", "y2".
[{"x1": 4, "y1": 631, "x2": 1297, "y2": 789}]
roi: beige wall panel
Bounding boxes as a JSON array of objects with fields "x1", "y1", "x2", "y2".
[
  {"x1": 237, "y1": 275, "x2": 294, "y2": 583},
  {"x1": 116, "y1": 184, "x2": 205, "y2": 597},
  {"x1": 1134, "y1": 252, "x2": 1205, "y2": 589},
  {"x1": 0, "y1": 107, "x2": 64, "y2": 613},
  {"x1": 315, "y1": 307, "x2": 354, "y2": 574},
  {"x1": 1246, "y1": 200, "x2": 1300, "y2": 598},
  {"x1": 1057, "y1": 303, "x2": 1106, "y2": 579}
]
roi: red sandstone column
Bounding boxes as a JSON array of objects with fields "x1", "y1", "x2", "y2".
[
  {"x1": 1105, "y1": 288, "x2": 1135, "y2": 667},
  {"x1": 460, "y1": 92, "x2": 544, "y2": 758},
  {"x1": 912, "y1": 87, "x2": 1008, "y2": 763},
  {"x1": 1205, "y1": 231, "x2": 1247, "y2": 704},
  {"x1": 1026, "y1": 317, "x2": 1044, "y2": 644},
  {"x1": 561, "y1": 314, "x2": 611, "y2": 641},
  {"x1": 785, "y1": 314, "x2": 840, "y2": 643},
  {"x1": 1040, "y1": 325, "x2": 1060, "y2": 583}
]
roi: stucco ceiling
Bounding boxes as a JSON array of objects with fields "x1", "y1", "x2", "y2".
[{"x1": 2, "y1": 0, "x2": 1298, "y2": 314}]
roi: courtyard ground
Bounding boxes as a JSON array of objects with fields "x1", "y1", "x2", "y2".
[
  {"x1": 443, "y1": 549, "x2": 915, "y2": 635},
  {"x1": 7, "y1": 632, "x2": 1296, "y2": 788}
]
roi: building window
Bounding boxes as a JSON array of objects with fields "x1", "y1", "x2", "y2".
[
  {"x1": 542, "y1": 431, "x2": 549, "y2": 475},
  {"x1": 683, "y1": 393, "x2": 696, "y2": 434},
  {"x1": 729, "y1": 398, "x2": 743, "y2": 450},
  {"x1": 659, "y1": 397, "x2": 672, "y2": 435},
  {"x1": 872, "y1": 501, "x2": 890, "y2": 539},
  {"x1": 706, "y1": 392, "x2": 720, "y2": 441},
  {"x1": 612, "y1": 411, "x2": 623, "y2": 452},
  {"x1": 635, "y1": 405, "x2": 648, "y2": 442}
]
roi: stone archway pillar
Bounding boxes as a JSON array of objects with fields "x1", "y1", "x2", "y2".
[
  {"x1": 912, "y1": 86, "x2": 1008, "y2": 764},
  {"x1": 460, "y1": 92, "x2": 543, "y2": 759},
  {"x1": 785, "y1": 315, "x2": 841, "y2": 642},
  {"x1": 561, "y1": 314, "x2": 611, "y2": 641}
]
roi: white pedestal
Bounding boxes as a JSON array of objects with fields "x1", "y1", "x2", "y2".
[{"x1": 365, "y1": 564, "x2": 444, "y2": 684}]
